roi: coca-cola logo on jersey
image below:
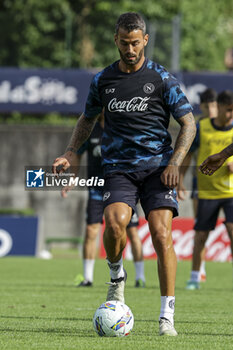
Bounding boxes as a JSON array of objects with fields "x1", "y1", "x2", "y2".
[{"x1": 108, "y1": 97, "x2": 150, "y2": 112}]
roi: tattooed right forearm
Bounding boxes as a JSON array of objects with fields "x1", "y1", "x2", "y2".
[
  {"x1": 66, "y1": 114, "x2": 98, "y2": 152},
  {"x1": 169, "y1": 112, "x2": 196, "y2": 166}
]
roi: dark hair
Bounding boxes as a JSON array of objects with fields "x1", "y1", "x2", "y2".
[
  {"x1": 217, "y1": 90, "x2": 233, "y2": 105},
  {"x1": 199, "y1": 88, "x2": 217, "y2": 103},
  {"x1": 115, "y1": 12, "x2": 146, "y2": 35}
]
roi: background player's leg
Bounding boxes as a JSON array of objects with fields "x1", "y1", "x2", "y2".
[
  {"x1": 81, "y1": 223, "x2": 101, "y2": 285},
  {"x1": 200, "y1": 250, "x2": 207, "y2": 282},
  {"x1": 223, "y1": 199, "x2": 233, "y2": 281},
  {"x1": 192, "y1": 231, "x2": 209, "y2": 271},
  {"x1": 225, "y1": 222, "x2": 233, "y2": 287},
  {"x1": 126, "y1": 226, "x2": 145, "y2": 287},
  {"x1": 193, "y1": 197, "x2": 206, "y2": 282},
  {"x1": 186, "y1": 230, "x2": 209, "y2": 290},
  {"x1": 83, "y1": 223, "x2": 101, "y2": 260},
  {"x1": 224, "y1": 222, "x2": 233, "y2": 259},
  {"x1": 77, "y1": 195, "x2": 103, "y2": 287},
  {"x1": 187, "y1": 198, "x2": 220, "y2": 289}
]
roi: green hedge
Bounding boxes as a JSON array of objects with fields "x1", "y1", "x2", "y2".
[
  {"x1": 0, "y1": 208, "x2": 36, "y2": 216},
  {"x1": 45, "y1": 237, "x2": 83, "y2": 244},
  {"x1": 0, "y1": 113, "x2": 77, "y2": 126}
]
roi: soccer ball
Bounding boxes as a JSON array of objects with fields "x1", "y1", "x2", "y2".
[{"x1": 93, "y1": 300, "x2": 134, "y2": 337}]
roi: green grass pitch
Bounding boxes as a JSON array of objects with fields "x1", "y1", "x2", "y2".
[{"x1": 0, "y1": 257, "x2": 232, "y2": 349}]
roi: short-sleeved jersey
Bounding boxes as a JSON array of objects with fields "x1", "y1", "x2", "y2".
[
  {"x1": 191, "y1": 118, "x2": 233, "y2": 199},
  {"x1": 84, "y1": 58, "x2": 193, "y2": 174},
  {"x1": 77, "y1": 122, "x2": 103, "y2": 180}
]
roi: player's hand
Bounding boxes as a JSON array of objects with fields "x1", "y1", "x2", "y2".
[
  {"x1": 61, "y1": 183, "x2": 75, "y2": 198},
  {"x1": 160, "y1": 165, "x2": 179, "y2": 188},
  {"x1": 52, "y1": 151, "x2": 77, "y2": 176},
  {"x1": 199, "y1": 153, "x2": 225, "y2": 176}
]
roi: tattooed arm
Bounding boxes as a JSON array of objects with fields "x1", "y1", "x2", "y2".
[
  {"x1": 169, "y1": 112, "x2": 196, "y2": 166},
  {"x1": 52, "y1": 113, "x2": 99, "y2": 175},
  {"x1": 161, "y1": 112, "x2": 196, "y2": 188},
  {"x1": 199, "y1": 142, "x2": 233, "y2": 176},
  {"x1": 66, "y1": 114, "x2": 98, "y2": 152}
]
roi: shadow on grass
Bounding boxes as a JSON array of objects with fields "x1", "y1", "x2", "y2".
[
  {"x1": 0, "y1": 326, "x2": 96, "y2": 337},
  {"x1": 3, "y1": 315, "x2": 233, "y2": 326},
  {"x1": 1, "y1": 316, "x2": 233, "y2": 338},
  {"x1": 0, "y1": 282, "x2": 106, "y2": 292},
  {"x1": 1, "y1": 327, "x2": 232, "y2": 338},
  {"x1": 182, "y1": 332, "x2": 233, "y2": 337},
  {"x1": 136, "y1": 319, "x2": 233, "y2": 326},
  {"x1": 173, "y1": 285, "x2": 233, "y2": 295},
  {"x1": 0, "y1": 315, "x2": 90, "y2": 322},
  {"x1": 126, "y1": 285, "x2": 159, "y2": 290}
]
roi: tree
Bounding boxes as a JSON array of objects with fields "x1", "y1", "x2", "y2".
[
  {"x1": 0, "y1": 0, "x2": 232, "y2": 71},
  {"x1": 180, "y1": 0, "x2": 233, "y2": 71},
  {"x1": 0, "y1": 0, "x2": 69, "y2": 67}
]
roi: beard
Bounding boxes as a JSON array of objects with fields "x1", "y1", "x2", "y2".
[{"x1": 118, "y1": 48, "x2": 144, "y2": 66}]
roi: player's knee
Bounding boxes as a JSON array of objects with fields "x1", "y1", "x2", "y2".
[
  {"x1": 105, "y1": 220, "x2": 125, "y2": 241},
  {"x1": 194, "y1": 232, "x2": 208, "y2": 246},
  {"x1": 86, "y1": 224, "x2": 99, "y2": 241},
  {"x1": 126, "y1": 227, "x2": 137, "y2": 241},
  {"x1": 85, "y1": 233, "x2": 96, "y2": 243},
  {"x1": 151, "y1": 224, "x2": 171, "y2": 250},
  {"x1": 105, "y1": 208, "x2": 129, "y2": 227},
  {"x1": 128, "y1": 234, "x2": 137, "y2": 244},
  {"x1": 105, "y1": 213, "x2": 127, "y2": 240},
  {"x1": 105, "y1": 203, "x2": 131, "y2": 223}
]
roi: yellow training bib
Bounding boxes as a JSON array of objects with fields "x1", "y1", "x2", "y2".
[{"x1": 197, "y1": 118, "x2": 233, "y2": 199}]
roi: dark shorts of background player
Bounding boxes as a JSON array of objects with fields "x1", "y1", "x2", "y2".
[
  {"x1": 103, "y1": 168, "x2": 178, "y2": 220},
  {"x1": 194, "y1": 197, "x2": 233, "y2": 231},
  {"x1": 87, "y1": 196, "x2": 139, "y2": 228},
  {"x1": 191, "y1": 176, "x2": 198, "y2": 199}
]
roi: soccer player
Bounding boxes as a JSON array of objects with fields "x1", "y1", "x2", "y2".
[
  {"x1": 62, "y1": 114, "x2": 146, "y2": 288},
  {"x1": 178, "y1": 90, "x2": 233, "y2": 290},
  {"x1": 52, "y1": 12, "x2": 196, "y2": 336},
  {"x1": 199, "y1": 142, "x2": 233, "y2": 175},
  {"x1": 180, "y1": 88, "x2": 218, "y2": 282},
  {"x1": 199, "y1": 88, "x2": 217, "y2": 121}
]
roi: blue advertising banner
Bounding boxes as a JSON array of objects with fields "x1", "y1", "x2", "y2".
[
  {"x1": 175, "y1": 71, "x2": 233, "y2": 114},
  {"x1": 0, "y1": 68, "x2": 94, "y2": 114},
  {"x1": 0, "y1": 216, "x2": 39, "y2": 257},
  {"x1": 0, "y1": 67, "x2": 232, "y2": 114}
]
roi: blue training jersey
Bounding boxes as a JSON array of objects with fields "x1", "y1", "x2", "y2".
[{"x1": 84, "y1": 58, "x2": 193, "y2": 174}]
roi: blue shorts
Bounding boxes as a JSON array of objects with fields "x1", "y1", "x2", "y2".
[
  {"x1": 194, "y1": 197, "x2": 233, "y2": 231},
  {"x1": 103, "y1": 168, "x2": 178, "y2": 220},
  {"x1": 86, "y1": 198, "x2": 104, "y2": 225},
  {"x1": 87, "y1": 189, "x2": 139, "y2": 227}
]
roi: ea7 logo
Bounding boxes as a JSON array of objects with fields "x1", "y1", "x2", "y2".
[{"x1": 105, "y1": 88, "x2": 115, "y2": 94}]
